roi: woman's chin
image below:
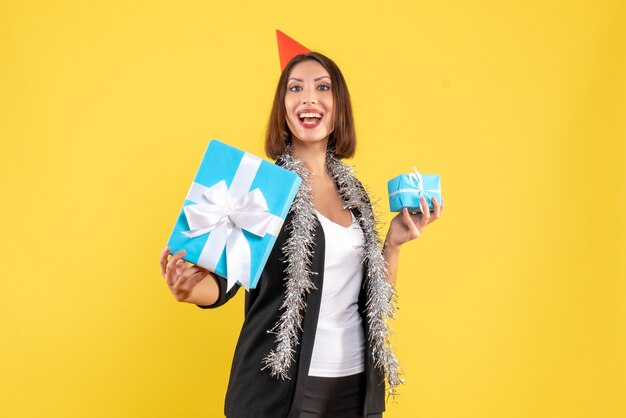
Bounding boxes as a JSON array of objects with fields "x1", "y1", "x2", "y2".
[{"x1": 291, "y1": 135, "x2": 330, "y2": 147}]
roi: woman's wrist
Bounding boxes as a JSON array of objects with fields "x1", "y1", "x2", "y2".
[{"x1": 383, "y1": 238, "x2": 401, "y2": 255}]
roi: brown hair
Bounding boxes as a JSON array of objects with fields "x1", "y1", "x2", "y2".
[{"x1": 265, "y1": 52, "x2": 356, "y2": 159}]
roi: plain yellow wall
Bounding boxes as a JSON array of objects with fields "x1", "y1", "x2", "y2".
[{"x1": 1, "y1": 1, "x2": 625, "y2": 417}]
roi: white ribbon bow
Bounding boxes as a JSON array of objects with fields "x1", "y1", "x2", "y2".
[
  {"x1": 407, "y1": 167, "x2": 425, "y2": 192},
  {"x1": 182, "y1": 180, "x2": 280, "y2": 290}
]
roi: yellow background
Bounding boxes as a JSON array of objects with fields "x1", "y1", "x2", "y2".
[{"x1": 1, "y1": 1, "x2": 625, "y2": 417}]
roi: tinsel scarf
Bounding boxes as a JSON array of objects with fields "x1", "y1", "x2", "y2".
[{"x1": 261, "y1": 149, "x2": 403, "y2": 395}]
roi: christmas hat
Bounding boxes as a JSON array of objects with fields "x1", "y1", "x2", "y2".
[{"x1": 276, "y1": 30, "x2": 310, "y2": 71}]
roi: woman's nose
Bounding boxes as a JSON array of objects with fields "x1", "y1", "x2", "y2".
[
  {"x1": 301, "y1": 86, "x2": 319, "y2": 104},
  {"x1": 301, "y1": 95, "x2": 318, "y2": 104}
]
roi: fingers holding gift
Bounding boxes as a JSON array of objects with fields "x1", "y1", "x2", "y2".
[
  {"x1": 430, "y1": 196, "x2": 442, "y2": 221},
  {"x1": 165, "y1": 250, "x2": 187, "y2": 286},
  {"x1": 402, "y1": 208, "x2": 420, "y2": 239},
  {"x1": 171, "y1": 266, "x2": 210, "y2": 302},
  {"x1": 175, "y1": 258, "x2": 189, "y2": 276},
  {"x1": 418, "y1": 196, "x2": 431, "y2": 229},
  {"x1": 159, "y1": 246, "x2": 170, "y2": 277}
]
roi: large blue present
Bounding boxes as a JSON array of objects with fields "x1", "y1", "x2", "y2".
[
  {"x1": 167, "y1": 140, "x2": 302, "y2": 290},
  {"x1": 388, "y1": 168, "x2": 442, "y2": 213}
]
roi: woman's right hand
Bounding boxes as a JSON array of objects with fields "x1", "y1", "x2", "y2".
[{"x1": 159, "y1": 247, "x2": 219, "y2": 305}]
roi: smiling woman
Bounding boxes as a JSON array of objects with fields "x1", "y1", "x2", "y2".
[
  {"x1": 265, "y1": 52, "x2": 356, "y2": 160},
  {"x1": 159, "y1": 34, "x2": 443, "y2": 418}
]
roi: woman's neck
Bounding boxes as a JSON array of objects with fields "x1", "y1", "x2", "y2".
[{"x1": 291, "y1": 138, "x2": 329, "y2": 176}]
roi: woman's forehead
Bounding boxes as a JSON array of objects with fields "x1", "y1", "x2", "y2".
[{"x1": 288, "y1": 60, "x2": 330, "y2": 80}]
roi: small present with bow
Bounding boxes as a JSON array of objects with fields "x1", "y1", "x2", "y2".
[{"x1": 387, "y1": 168, "x2": 442, "y2": 213}]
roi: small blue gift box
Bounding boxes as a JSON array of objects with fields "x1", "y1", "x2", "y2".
[
  {"x1": 167, "y1": 140, "x2": 301, "y2": 290},
  {"x1": 388, "y1": 168, "x2": 442, "y2": 213}
]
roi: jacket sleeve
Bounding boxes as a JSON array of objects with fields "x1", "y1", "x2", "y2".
[{"x1": 196, "y1": 273, "x2": 241, "y2": 309}]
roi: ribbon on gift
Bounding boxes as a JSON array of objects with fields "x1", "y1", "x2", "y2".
[
  {"x1": 388, "y1": 167, "x2": 442, "y2": 207},
  {"x1": 181, "y1": 153, "x2": 283, "y2": 290}
]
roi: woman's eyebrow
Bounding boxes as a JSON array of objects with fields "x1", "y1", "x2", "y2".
[{"x1": 288, "y1": 76, "x2": 331, "y2": 82}]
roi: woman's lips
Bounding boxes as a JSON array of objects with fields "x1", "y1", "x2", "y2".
[{"x1": 296, "y1": 110, "x2": 323, "y2": 129}]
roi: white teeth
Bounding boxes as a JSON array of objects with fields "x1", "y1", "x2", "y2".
[{"x1": 298, "y1": 112, "x2": 322, "y2": 118}]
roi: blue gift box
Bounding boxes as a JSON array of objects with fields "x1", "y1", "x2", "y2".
[
  {"x1": 388, "y1": 168, "x2": 442, "y2": 213},
  {"x1": 167, "y1": 140, "x2": 301, "y2": 290}
]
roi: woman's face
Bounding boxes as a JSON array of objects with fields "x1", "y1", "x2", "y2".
[{"x1": 284, "y1": 60, "x2": 335, "y2": 145}]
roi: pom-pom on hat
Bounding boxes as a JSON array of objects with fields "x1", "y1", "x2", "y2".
[{"x1": 276, "y1": 30, "x2": 311, "y2": 71}]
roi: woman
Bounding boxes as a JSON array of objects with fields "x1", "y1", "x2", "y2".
[{"x1": 159, "y1": 52, "x2": 443, "y2": 418}]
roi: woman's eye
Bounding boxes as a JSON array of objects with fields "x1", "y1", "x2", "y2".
[
  {"x1": 318, "y1": 85, "x2": 331, "y2": 91},
  {"x1": 289, "y1": 85, "x2": 302, "y2": 92}
]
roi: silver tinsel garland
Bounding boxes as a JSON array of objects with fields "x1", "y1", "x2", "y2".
[
  {"x1": 261, "y1": 151, "x2": 318, "y2": 379},
  {"x1": 262, "y1": 149, "x2": 403, "y2": 396}
]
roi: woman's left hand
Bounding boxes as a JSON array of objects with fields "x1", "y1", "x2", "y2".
[{"x1": 385, "y1": 196, "x2": 444, "y2": 249}]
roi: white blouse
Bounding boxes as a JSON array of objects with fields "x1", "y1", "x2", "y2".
[{"x1": 308, "y1": 209, "x2": 366, "y2": 377}]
